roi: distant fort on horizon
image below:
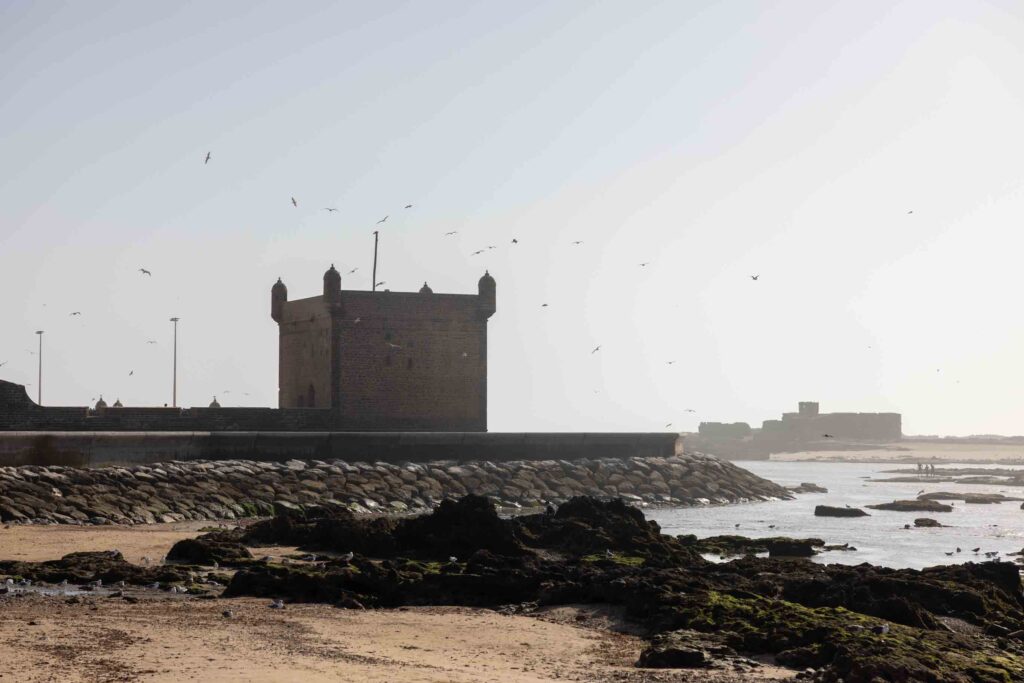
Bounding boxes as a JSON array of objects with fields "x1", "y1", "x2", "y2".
[{"x1": 692, "y1": 401, "x2": 902, "y2": 459}]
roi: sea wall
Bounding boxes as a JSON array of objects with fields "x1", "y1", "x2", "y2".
[
  {"x1": 0, "y1": 453, "x2": 790, "y2": 525},
  {"x1": 0, "y1": 431, "x2": 679, "y2": 467}
]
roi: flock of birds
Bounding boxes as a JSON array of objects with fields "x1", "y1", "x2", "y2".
[{"x1": 2, "y1": 148, "x2": 914, "y2": 426}]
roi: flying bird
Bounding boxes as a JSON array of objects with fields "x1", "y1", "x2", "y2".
[
  {"x1": 0, "y1": 361, "x2": 6, "y2": 367},
  {"x1": 907, "y1": 210, "x2": 913, "y2": 214},
  {"x1": 541, "y1": 303, "x2": 548, "y2": 308},
  {"x1": 444, "y1": 231, "x2": 458, "y2": 236},
  {"x1": 291, "y1": 197, "x2": 298, "y2": 207},
  {"x1": 347, "y1": 267, "x2": 358, "y2": 274},
  {"x1": 377, "y1": 215, "x2": 388, "y2": 224},
  {"x1": 128, "y1": 370, "x2": 134, "y2": 376},
  {"x1": 461, "y1": 352, "x2": 469, "y2": 358},
  {"x1": 750, "y1": 275, "x2": 759, "y2": 281},
  {"x1": 486, "y1": 245, "x2": 496, "y2": 250},
  {"x1": 70, "y1": 311, "x2": 81, "y2": 316},
  {"x1": 511, "y1": 238, "x2": 518, "y2": 244},
  {"x1": 352, "y1": 317, "x2": 362, "y2": 324},
  {"x1": 471, "y1": 249, "x2": 485, "y2": 256},
  {"x1": 571, "y1": 240, "x2": 584, "y2": 246},
  {"x1": 139, "y1": 268, "x2": 152, "y2": 276},
  {"x1": 146, "y1": 340, "x2": 157, "y2": 345},
  {"x1": 386, "y1": 342, "x2": 402, "y2": 349},
  {"x1": 639, "y1": 262, "x2": 650, "y2": 267},
  {"x1": 204, "y1": 151, "x2": 211, "y2": 164},
  {"x1": 665, "y1": 423, "x2": 673, "y2": 428},
  {"x1": 591, "y1": 345, "x2": 601, "y2": 354},
  {"x1": 684, "y1": 409, "x2": 696, "y2": 413},
  {"x1": 323, "y1": 207, "x2": 338, "y2": 212},
  {"x1": 823, "y1": 434, "x2": 834, "y2": 438},
  {"x1": 666, "y1": 361, "x2": 676, "y2": 365},
  {"x1": 404, "y1": 204, "x2": 413, "y2": 209},
  {"x1": 375, "y1": 281, "x2": 386, "y2": 288}
]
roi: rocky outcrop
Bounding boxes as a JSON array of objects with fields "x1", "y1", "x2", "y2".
[
  {"x1": 914, "y1": 518, "x2": 943, "y2": 528},
  {"x1": 0, "y1": 453, "x2": 790, "y2": 525},
  {"x1": 867, "y1": 499, "x2": 953, "y2": 513},
  {"x1": 814, "y1": 505, "x2": 869, "y2": 517},
  {"x1": 216, "y1": 496, "x2": 1024, "y2": 682}
]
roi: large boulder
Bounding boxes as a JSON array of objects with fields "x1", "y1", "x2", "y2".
[{"x1": 814, "y1": 505, "x2": 869, "y2": 517}]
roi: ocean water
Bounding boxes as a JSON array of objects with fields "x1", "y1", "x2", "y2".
[{"x1": 647, "y1": 460, "x2": 1024, "y2": 570}]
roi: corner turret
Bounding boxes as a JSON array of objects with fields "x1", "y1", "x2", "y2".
[
  {"x1": 271, "y1": 278, "x2": 288, "y2": 323},
  {"x1": 477, "y1": 271, "x2": 496, "y2": 319},
  {"x1": 323, "y1": 264, "x2": 341, "y2": 302},
  {"x1": 419, "y1": 282, "x2": 433, "y2": 294}
]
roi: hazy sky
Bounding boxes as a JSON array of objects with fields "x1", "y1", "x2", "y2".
[{"x1": 2, "y1": 0, "x2": 1023, "y2": 435}]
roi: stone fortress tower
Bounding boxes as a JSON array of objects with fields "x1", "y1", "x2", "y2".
[{"x1": 271, "y1": 266, "x2": 496, "y2": 431}]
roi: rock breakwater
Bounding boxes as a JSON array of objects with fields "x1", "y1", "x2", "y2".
[{"x1": 0, "y1": 453, "x2": 789, "y2": 525}]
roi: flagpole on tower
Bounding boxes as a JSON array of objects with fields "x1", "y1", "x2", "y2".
[{"x1": 372, "y1": 230, "x2": 379, "y2": 292}]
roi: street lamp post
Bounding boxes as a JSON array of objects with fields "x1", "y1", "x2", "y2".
[
  {"x1": 170, "y1": 317, "x2": 180, "y2": 408},
  {"x1": 34, "y1": 330, "x2": 43, "y2": 405}
]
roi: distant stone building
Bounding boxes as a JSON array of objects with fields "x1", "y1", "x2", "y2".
[
  {"x1": 762, "y1": 401, "x2": 901, "y2": 441},
  {"x1": 271, "y1": 266, "x2": 496, "y2": 431}
]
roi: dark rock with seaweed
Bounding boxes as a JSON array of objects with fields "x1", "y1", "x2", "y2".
[{"x1": 214, "y1": 495, "x2": 1024, "y2": 681}]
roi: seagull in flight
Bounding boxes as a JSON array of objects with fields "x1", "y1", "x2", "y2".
[
  {"x1": 377, "y1": 215, "x2": 388, "y2": 224},
  {"x1": 486, "y1": 245, "x2": 496, "y2": 250},
  {"x1": 571, "y1": 240, "x2": 584, "y2": 246},
  {"x1": 591, "y1": 345, "x2": 601, "y2": 354},
  {"x1": 347, "y1": 267, "x2": 358, "y2": 274},
  {"x1": 352, "y1": 317, "x2": 361, "y2": 324},
  {"x1": 666, "y1": 361, "x2": 676, "y2": 365},
  {"x1": 323, "y1": 207, "x2": 338, "y2": 213},
  {"x1": 664, "y1": 423, "x2": 673, "y2": 428},
  {"x1": 386, "y1": 342, "x2": 402, "y2": 349},
  {"x1": 291, "y1": 197, "x2": 298, "y2": 207},
  {"x1": 375, "y1": 281, "x2": 386, "y2": 288},
  {"x1": 511, "y1": 238, "x2": 518, "y2": 244},
  {"x1": 404, "y1": 204, "x2": 413, "y2": 209},
  {"x1": 750, "y1": 275, "x2": 759, "y2": 281},
  {"x1": 444, "y1": 231, "x2": 458, "y2": 236},
  {"x1": 128, "y1": 370, "x2": 134, "y2": 376},
  {"x1": 204, "y1": 151, "x2": 211, "y2": 165},
  {"x1": 907, "y1": 210, "x2": 913, "y2": 214},
  {"x1": 471, "y1": 249, "x2": 485, "y2": 256},
  {"x1": 822, "y1": 434, "x2": 834, "y2": 438},
  {"x1": 684, "y1": 409, "x2": 696, "y2": 413},
  {"x1": 0, "y1": 361, "x2": 7, "y2": 367},
  {"x1": 639, "y1": 262, "x2": 650, "y2": 267},
  {"x1": 541, "y1": 303, "x2": 548, "y2": 308},
  {"x1": 146, "y1": 340, "x2": 157, "y2": 345},
  {"x1": 69, "y1": 311, "x2": 81, "y2": 316},
  {"x1": 139, "y1": 268, "x2": 152, "y2": 276}
]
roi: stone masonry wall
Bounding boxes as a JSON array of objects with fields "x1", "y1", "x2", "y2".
[{"x1": 0, "y1": 453, "x2": 789, "y2": 525}]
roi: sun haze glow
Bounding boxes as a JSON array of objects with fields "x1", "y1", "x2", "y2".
[{"x1": 2, "y1": 1, "x2": 1023, "y2": 435}]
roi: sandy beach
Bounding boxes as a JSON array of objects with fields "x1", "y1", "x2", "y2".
[
  {"x1": 771, "y1": 439, "x2": 1024, "y2": 464},
  {"x1": 0, "y1": 520, "x2": 795, "y2": 682}
]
